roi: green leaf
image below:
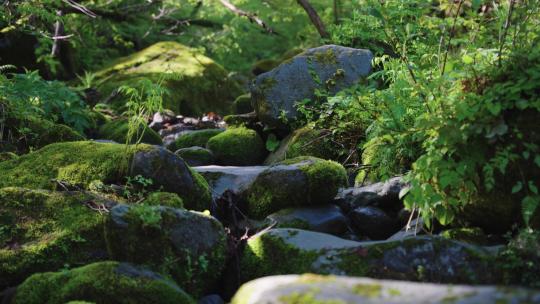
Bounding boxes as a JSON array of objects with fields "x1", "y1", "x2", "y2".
[
  {"x1": 522, "y1": 196, "x2": 540, "y2": 226},
  {"x1": 265, "y1": 133, "x2": 280, "y2": 152},
  {"x1": 462, "y1": 54, "x2": 474, "y2": 65},
  {"x1": 512, "y1": 182, "x2": 523, "y2": 194},
  {"x1": 529, "y1": 181, "x2": 539, "y2": 195},
  {"x1": 535, "y1": 155, "x2": 540, "y2": 168}
]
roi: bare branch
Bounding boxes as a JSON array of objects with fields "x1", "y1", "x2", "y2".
[
  {"x1": 296, "y1": 0, "x2": 329, "y2": 39},
  {"x1": 219, "y1": 0, "x2": 276, "y2": 34}
]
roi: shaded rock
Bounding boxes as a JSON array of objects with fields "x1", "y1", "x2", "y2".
[
  {"x1": 266, "y1": 205, "x2": 348, "y2": 236},
  {"x1": 193, "y1": 165, "x2": 267, "y2": 199},
  {"x1": 232, "y1": 93, "x2": 254, "y2": 114},
  {"x1": 98, "y1": 118, "x2": 162, "y2": 145},
  {"x1": 94, "y1": 41, "x2": 242, "y2": 116},
  {"x1": 175, "y1": 147, "x2": 215, "y2": 166},
  {"x1": 13, "y1": 261, "x2": 195, "y2": 304},
  {"x1": 198, "y1": 295, "x2": 225, "y2": 304},
  {"x1": 245, "y1": 157, "x2": 348, "y2": 219},
  {"x1": 223, "y1": 112, "x2": 259, "y2": 127},
  {"x1": 335, "y1": 176, "x2": 407, "y2": 213},
  {"x1": 0, "y1": 142, "x2": 211, "y2": 211},
  {"x1": 251, "y1": 45, "x2": 373, "y2": 130},
  {"x1": 152, "y1": 109, "x2": 178, "y2": 125},
  {"x1": 232, "y1": 274, "x2": 540, "y2": 304},
  {"x1": 167, "y1": 129, "x2": 224, "y2": 151},
  {"x1": 387, "y1": 218, "x2": 426, "y2": 241},
  {"x1": 0, "y1": 187, "x2": 113, "y2": 289},
  {"x1": 105, "y1": 204, "x2": 227, "y2": 297},
  {"x1": 206, "y1": 127, "x2": 266, "y2": 166},
  {"x1": 350, "y1": 206, "x2": 400, "y2": 240},
  {"x1": 264, "y1": 127, "x2": 338, "y2": 164},
  {"x1": 130, "y1": 145, "x2": 212, "y2": 211},
  {"x1": 241, "y1": 228, "x2": 500, "y2": 284},
  {"x1": 440, "y1": 227, "x2": 489, "y2": 245}
]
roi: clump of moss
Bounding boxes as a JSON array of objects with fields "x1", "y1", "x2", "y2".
[
  {"x1": 246, "y1": 157, "x2": 347, "y2": 219},
  {"x1": 168, "y1": 129, "x2": 223, "y2": 151},
  {"x1": 0, "y1": 141, "x2": 149, "y2": 190},
  {"x1": 105, "y1": 205, "x2": 227, "y2": 297},
  {"x1": 264, "y1": 128, "x2": 339, "y2": 165},
  {"x1": 206, "y1": 127, "x2": 266, "y2": 166},
  {"x1": 13, "y1": 261, "x2": 195, "y2": 303},
  {"x1": 94, "y1": 41, "x2": 242, "y2": 116},
  {"x1": 98, "y1": 118, "x2": 162, "y2": 145},
  {"x1": 251, "y1": 59, "x2": 279, "y2": 76},
  {"x1": 0, "y1": 187, "x2": 108, "y2": 289},
  {"x1": 142, "y1": 192, "x2": 184, "y2": 208}
]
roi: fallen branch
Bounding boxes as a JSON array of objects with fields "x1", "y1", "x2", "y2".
[{"x1": 219, "y1": 0, "x2": 276, "y2": 34}]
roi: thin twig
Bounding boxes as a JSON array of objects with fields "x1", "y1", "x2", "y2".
[
  {"x1": 441, "y1": 0, "x2": 464, "y2": 76},
  {"x1": 498, "y1": 0, "x2": 516, "y2": 67}
]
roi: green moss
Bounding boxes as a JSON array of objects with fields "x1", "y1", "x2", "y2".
[
  {"x1": 175, "y1": 147, "x2": 214, "y2": 166},
  {"x1": 142, "y1": 192, "x2": 184, "y2": 208},
  {"x1": 264, "y1": 128, "x2": 338, "y2": 164},
  {"x1": 0, "y1": 141, "x2": 150, "y2": 190},
  {"x1": 251, "y1": 59, "x2": 279, "y2": 75},
  {"x1": 206, "y1": 127, "x2": 266, "y2": 165},
  {"x1": 246, "y1": 157, "x2": 347, "y2": 219},
  {"x1": 233, "y1": 93, "x2": 254, "y2": 114},
  {"x1": 440, "y1": 228, "x2": 487, "y2": 245},
  {"x1": 240, "y1": 232, "x2": 319, "y2": 282},
  {"x1": 94, "y1": 41, "x2": 242, "y2": 116},
  {"x1": 168, "y1": 129, "x2": 223, "y2": 151},
  {"x1": 280, "y1": 290, "x2": 346, "y2": 304},
  {"x1": 0, "y1": 187, "x2": 108, "y2": 289},
  {"x1": 0, "y1": 152, "x2": 18, "y2": 162},
  {"x1": 13, "y1": 261, "x2": 195, "y2": 304},
  {"x1": 351, "y1": 283, "x2": 382, "y2": 298},
  {"x1": 105, "y1": 205, "x2": 226, "y2": 297},
  {"x1": 314, "y1": 49, "x2": 337, "y2": 65},
  {"x1": 98, "y1": 118, "x2": 162, "y2": 145},
  {"x1": 186, "y1": 167, "x2": 212, "y2": 211}
]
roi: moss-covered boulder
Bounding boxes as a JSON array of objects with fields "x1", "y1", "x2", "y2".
[
  {"x1": 251, "y1": 45, "x2": 373, "y2": 130},
  {"x1": 232, "y1": 274, "x2": 540, "y2": 304},
  {"x1": 440, "y1": 227, "x2": 488, "y2": 245},
  {"x1": 0, "y1": 187, "x2": 112, "y2": 289},
  {"x1": 232, "y1": 93, "x2": 254, "y2": 114},
  {"x1": 98, "y1": 118, "x2": 162, "y2": 145},
  {"x1": 175, "y1": 147, "x2": 215, "y2": 166},
  {"x1": 141, "y1": 192, "x2": 184, "y2": 208},
  {"x1": 12, "y1": 261, "x2": 195, "y2": 304},
  {"x1": 206, "y1": 127, "x2": 266, "y2": 166},
  {"x1": 245, "y1": 157, "x2": 347, "y2": 219},
  {"x1": 240, "y1": 228, "x2": 499, "y2": 284},
  {"x1": 264, "y1": 127, "x2": 338, "y2": 164},
  {"x1": 0, "y1": 141, "x2": 211, "y2": 210},
  {"x1": 94, "y1": 41, "x2": 242, "y2": 116},
  {"x1": 105, "y1": 204, "x2": 227, "y2": 297},
  {"x1": 168, "y1": 129, "x2": 224, "y2": 152}
]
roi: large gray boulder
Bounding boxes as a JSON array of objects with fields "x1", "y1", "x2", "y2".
[
  {"x1": 232, "y1": 274, "x2": 540, "y2": 304},
  {"x1": 241, "y1": 228, "x2": 501, "y2": 284},
  {"x1": 193, "y1": 165, "x2": 267, "y2": 199},
  {"x1": 265, "y1": 205, "x2": 349, "y2": 236},
  {"x1": 105, "y1": 204, "x2": 227, "y2": 297},
  {"x1": 251, "y1": 45, "x2": 373, "y2": 130}
]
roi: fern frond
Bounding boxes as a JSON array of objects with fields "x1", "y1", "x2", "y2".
[{"x1": 0, "y1": 65, "x2": 16, "y2": 74}]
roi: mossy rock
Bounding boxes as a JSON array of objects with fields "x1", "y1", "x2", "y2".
[
  {"x1": 245, "y1": 157, "x2": 348, "y2": 219},
  {"x1": 440, "y1": 227, "x2": 488, "y2": 245},
  {"x1": 94, "y1": 41, "x2": 242, "y2": 116},
  {"x1": 206, "y1": 127, "x2": 266, "y2": 166},
  {"x1": 98, "y1": 118, "x2": 162, "y2": 145},
  {"x1": 0, "y1": 141, "x2": 211, "y2": 210},
  {"x1": 168, "y1": 129, "x2": 224, "y2": 152},
  {"x1": 141, "y1": 192, "x2": 184, "y2": 208},
  {"x1": 105, "y1": 204, "x2": 227, "y2": 297},
  {"x1": 241, "y1": 228, "x2": 499, "y2": 285},
  {"x1": 0, "y1": 187, "x2": 110, "y2": 289},
  {"x1": 264, "y1": 127, "x2": 339, "y2": 164},
  {"x1": 0, "y1": 152, "x2": 18, "y2": 162},
  {"x1": 175, "y1": 147, "x2": 215, "y2": 166},
  {"x1": 232, "y1": 273, "x2": 540, "y2": 304},
  {"x1": 12, "y1": 261, "x2": 195, "y2": 304},
  {"x1": 233, "y1": 93, "x2": 254, "y2": 114}
]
